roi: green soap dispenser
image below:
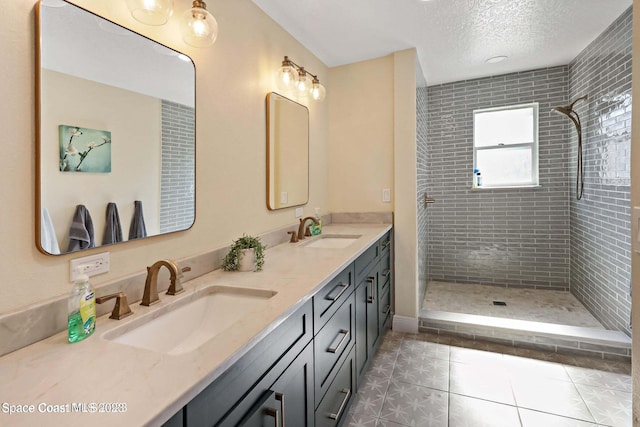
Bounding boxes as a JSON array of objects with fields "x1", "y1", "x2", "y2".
[
  {"x1": 311, "y1": 208, "x2": 322, "y2": 235},
  {"x1": 68, "y1": 267, "x2": 96, "y2": 343}
]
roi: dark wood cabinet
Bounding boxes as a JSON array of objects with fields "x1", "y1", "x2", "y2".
[{"x1": 164, "y1": 229, "x2": 393, "y2": 427}]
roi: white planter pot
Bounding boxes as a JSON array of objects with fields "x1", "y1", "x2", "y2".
[{"x1": 238, "y1": 248, "x2": 256, "y2": 272}]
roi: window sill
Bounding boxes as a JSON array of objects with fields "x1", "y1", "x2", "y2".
[{"x1": 470, "y1": 185, "x2": 541, "y2": 190}]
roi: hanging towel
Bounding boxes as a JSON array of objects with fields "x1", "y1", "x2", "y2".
[
  {"x1": 128, "y1": 200, "x2": 147, "y2": 240},
  {"x1": 40, "y1": 208, "x2": 60, "y2": 255},
  {"x1": 67, "y1": 205, "x2": 95, "y2": 252},
  {"x1": 102, "y1": 202, "x2": 123, "y2": 245}
]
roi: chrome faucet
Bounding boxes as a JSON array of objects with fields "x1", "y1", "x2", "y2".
[
  {"x1": 297, "y1": 216, "x2": 319, "y2": 240},
  {"x1": 141, "y1": 259, "x2": 185, "y2": 306}
]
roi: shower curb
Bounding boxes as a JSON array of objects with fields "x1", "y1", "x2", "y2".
[{"x1": 419, "y1": 310, "x2": 631, "y2": 361}]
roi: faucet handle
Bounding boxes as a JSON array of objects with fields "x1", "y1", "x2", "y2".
[
  {"x1": 166, "y1": 261, "x2": 186, "y2": 296},
  {"x1": 96, "y1": 292, "x2": 133, "y2": 320},
  {"x1": 288, "y1": 231, "x2": 298, "y2": 243}
]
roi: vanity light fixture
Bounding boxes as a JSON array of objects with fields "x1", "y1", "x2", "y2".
[
  {"x1": 278, "y1": 56, "x2": 326, "y2": 102},
  {"x1": 125, "y1": 0, "x2": 218, "y2": 48},
  {"x1": 181, "y1": 0, "x2": 219, "y2": 47},
  {"x1": 125, "y1": 0, "x2": 174, "y2": 26}
]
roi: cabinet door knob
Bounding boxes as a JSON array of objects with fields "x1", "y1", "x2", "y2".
[
  {"x1": 327, "y1": 329, "x2": 349, "y2": 354},
  {"x1": 264, "y1": 407, "x2": 280, "y2": 427},
  {"x1": 275, "y1": 393, "x2": 285, "y2": 427},
  {"x1": 328, "y1": 388, "x2": 351, "y2": 420},
  {"x1": 325, "y1": 283, "x2": 348, "y2": 301},
  {"x1": 367, "y1": 277, "x2": 375, "y2": 303}
]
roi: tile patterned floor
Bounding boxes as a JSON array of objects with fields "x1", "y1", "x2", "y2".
[
  {"x1": 345, "y1": 331, "x2": 632, "y2": 427},
  {"x1": 422, "y1": 282, "x2": 604, "y2": 328}
]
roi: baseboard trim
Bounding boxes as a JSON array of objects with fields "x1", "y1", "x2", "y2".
[{"x1": 392, "y1": 315, "x2": 419, "y2": 333}]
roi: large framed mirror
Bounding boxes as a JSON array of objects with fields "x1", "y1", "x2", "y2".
[
  {"x1": 266, "y1": 92, "x2": 309, "y2": 210},
  {"x1": 36, "y1": 0, "x2": 196, "y2": 255}
]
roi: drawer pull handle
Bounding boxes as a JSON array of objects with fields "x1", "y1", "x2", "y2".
[
  {"x1": 367, "y1": 277, "x2": 375, "y2": 303},
  {"x1": 382, "y1": 240, "x2": 391, "y2": 249},
  {"x1": 383, "y1": 304, "x2": 391, "y2": 315},
  {"x1": 382, "y1": 269, "x2": 391, "y2": 278},
  {"x1": 325, "y1": 283, "x2": 348, "y2": 301},
  {"x1": 275, "y1": 393, "x2": 285, "y2": 427},
  {"x1": 328, "y1": 388, "x2": 351, "y2": 420},
  {"x1": 265, "y1": 407, "x2": 280, "y2": 427},
  {"x1": 327, "y1": 329, "x2": 349, "y2": 353}
]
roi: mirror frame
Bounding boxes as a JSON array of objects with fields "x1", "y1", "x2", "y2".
[
  {"x1": 266, "y1": 92, "x2": 309, "y2": 210},
  {"x1": 35, "y1": 0, "x2": 197, "y2": 255}
]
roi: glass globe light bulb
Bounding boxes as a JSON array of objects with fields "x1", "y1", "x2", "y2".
[
  {"x1": 181, "y1": 1, "x2": 218, "y2": 47},
  {"x1": 310, "y1": 79, "x2": 326, "y2": 101},
  {"x1": 296, "y1": 69, "x2": 311, "y2": 93},
  {"x1": 278, "y1": 58, "x2": 298, "y2": 89},
  {"x1": 126, "y1": 0, "x2": 173, "y2": 26}
]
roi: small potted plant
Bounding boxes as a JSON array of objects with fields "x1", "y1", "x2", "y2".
[{"x1": 222, "y1": 234, "x2": 266, "y2": 272}]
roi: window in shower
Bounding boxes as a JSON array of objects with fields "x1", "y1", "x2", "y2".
[{"x1": 473, "y1": 103, "x2": 539, "y2": 187}]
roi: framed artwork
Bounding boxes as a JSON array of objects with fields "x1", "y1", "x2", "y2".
[{"x1": 59, "y1": 125, "x2": 111, "y2": 173}]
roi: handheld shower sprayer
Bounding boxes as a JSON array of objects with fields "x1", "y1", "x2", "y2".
[{"x1": 552, "y1": 95, "x2": 587, "y2": 200}]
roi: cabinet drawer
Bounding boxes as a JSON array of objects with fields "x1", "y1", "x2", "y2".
[
  {"x1": 379, "y1": 231, "x2": 392, "y2": 255},
  {"x1": 354, "y1": 243, "x2": 379, "y2": 284},
  {"x1": 186, "y1": 301, "x2": 313, "y2": 426},
  {"x1": 315, "y1": 347, "x2": 356, "y2": 427},
  {"x1": 314, "y1": 293, "x2": 355, "y2": 404},
  {"x1": 378, "y1": 254, "x2": 391, "y2": 294},
  {"x1": 314, "y1": 264, "x2": 354, "y2": 335}
]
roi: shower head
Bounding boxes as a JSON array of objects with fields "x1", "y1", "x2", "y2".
[
  {"x1": 552, "y1": 95, "x2": 588, "y2": 201},
  {"x1": 552, "y1": 106, "x2": 573, "y2": 117},
  {"x1": 552, "y1": 95, "x2": 588, "y2": 116}
]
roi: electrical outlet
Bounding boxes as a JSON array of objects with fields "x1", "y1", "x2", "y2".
[
  {"x1": 295, "y1": 207, "x2": 304, "y2": 218},
  {"x1": 280, "y1": 192, "x2": 288, "y2": 204},
  {"x1": 70, "y1": 252, "x2": 110, "y2": 282},
  {"x1": 382, "y1": 188, "x2": 391, "y2": 203}
]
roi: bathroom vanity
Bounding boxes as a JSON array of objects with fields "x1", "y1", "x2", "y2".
[
  {"x1": 168, "y1": 228, "x2": 393, "y2": 427},
  {"x1": 0, "y1": 224, "x2": 392, "y2": 427}
]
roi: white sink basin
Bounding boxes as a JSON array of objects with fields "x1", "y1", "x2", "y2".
[
  {"x1": 103, "y1": 286, "x2": 276, "y2": 355},
  {"x1": 302, "y1": 234, "x2": 361, "y2": 249}
]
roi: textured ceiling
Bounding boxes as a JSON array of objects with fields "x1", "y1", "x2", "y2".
[{"x1": 251, "y1": 0, "x2": 632, "y2": 86}]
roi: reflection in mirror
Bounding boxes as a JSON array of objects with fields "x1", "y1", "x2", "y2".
[
  {"x1": 266, "y1": 93, "x2": 309, "y2": 210},
  {"x1": 37, "y1": 0, "x2": 196, "y2": 255}
]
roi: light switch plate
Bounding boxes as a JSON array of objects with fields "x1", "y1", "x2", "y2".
[
  {"x1": 295, "y1": 207, "x2": 304, "y2": 218},
  {"x1": 70, "y1": 252, "x2": 110, "y2": 282},
  {"x1": 382, "y1": 188, "x2": 391, "y2": 203}
]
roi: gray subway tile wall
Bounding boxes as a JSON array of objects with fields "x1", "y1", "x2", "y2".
[
  {"x1": 426, "y1": 66, "x2": 571, "y2": 290},
  {"x1": 568, "y1": 7, "x2": 632, "y2": 335},
  {"x1": 417, "y1": 86, "x2": 429, "y2": 305},
  {"x1": 160, "y1": 100, "x2": 196, "y2": 234}
]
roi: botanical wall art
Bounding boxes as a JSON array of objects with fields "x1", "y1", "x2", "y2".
[{"x1": 59, "y1": 125, "x2": 111, "y2": 173}]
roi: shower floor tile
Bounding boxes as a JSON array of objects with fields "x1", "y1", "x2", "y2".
[{"x1": 422, "y1": 281, "x2": 604, "y2": 328}]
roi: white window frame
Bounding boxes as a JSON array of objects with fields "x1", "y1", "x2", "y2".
[{"x1": 472, "y1": 102, "x2": 539, "y2": 188}]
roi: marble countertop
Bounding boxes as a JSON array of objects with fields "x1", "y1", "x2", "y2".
[{"x1": 0, "y1": 223, "x2": 391, "y2": 426}]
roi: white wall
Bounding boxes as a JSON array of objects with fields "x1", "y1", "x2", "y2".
[
  {"x1": 328, "y1": 50, "x2": 418, "y2": 326},
  {"x1": 328, "y1": 55, "x2": 394, "y2": 213},
  {"x1": 0, "y1": 0, "x2": 328, "y2": 314},
  {"x1": 41, "y1": 70, "x2": 161, "y2": 251}
]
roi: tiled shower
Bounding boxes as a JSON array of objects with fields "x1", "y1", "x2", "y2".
[{"x1": 418, "y1": 7, "x2": 632, "y2": 336}]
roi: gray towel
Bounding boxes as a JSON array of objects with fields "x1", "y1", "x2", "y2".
[
  {"x1": 67, "y1": 205, "x2": 95, "y2": 252},
  {"x1": 102, "y1": 202, "x2": 123, "y2": 245},
  {"x1": 128, "y1": 200, "x2": 147, "y2": 240}
]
